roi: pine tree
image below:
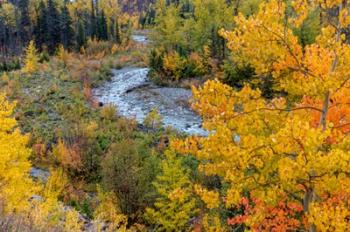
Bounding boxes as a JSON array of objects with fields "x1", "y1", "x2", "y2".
[
  {"x1": 145, "y1": 150, "x2": 197, "y2": 231},
  {"x1": 18, "y1": 0, "x2": 31, "y2": 46},
  {"x1": 115, "y1": 18, "x2": 121, "y2": 44},
  {"x1": 76, "y1": 20, "x2": 86, "y2": 49},
  {"x1": 46, "y1": 0, "x2": 60, "y2": 54},
  {"x1": 90, "y1": 0, "x2": 97, "y2": 39},
  {"x1": 60, "y1": 0, "x2": 74, "y2": 49},
  {"x1": 97, "y1": 10, "x2": 108, "y2": 40},
  {"x1": 34, "y1": 1, "x2": 48, "y2": 51}
]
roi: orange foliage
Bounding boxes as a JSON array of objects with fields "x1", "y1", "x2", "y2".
[
  {"x1": 32, "y1": 142, "x2": 46, "y2": 160},
  {"x1": 308, "y1": 191, "x2": 350, "y2": 231},
  {"x1": 53, "y1": 139, "x2": 83, "y2": 172},
  {"x1": 228, "y1": 197, "x2": 303, "y2": 232},
  {"x1": 301, "y1": 88, "x2": 350, "y2": 142},
  {"x1": 83, "y1": 81, "x2": 92, "y2": 102}
]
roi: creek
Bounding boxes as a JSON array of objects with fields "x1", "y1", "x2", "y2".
[{"x1": 93, "y1": 34, "x2": 207, "y2": 136}]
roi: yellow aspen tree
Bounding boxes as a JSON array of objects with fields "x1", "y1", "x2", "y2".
[
  {"x1": 0, "y1": 93, "x2": 34, "y2": 212},
  {"x1": 173, "y1": 1, "x2": 350, "y2": 231},
  {"x1": 23, "y1": 40, "x2": 39, "y2": 74},
  {"x1": 143, "y1": 108, "x2": 163, "y2": 129}
]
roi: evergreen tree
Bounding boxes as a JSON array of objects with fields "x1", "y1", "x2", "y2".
[
  {"x1": 47, "y1": 0, "x2": 60, "y2": 54},
  {"x1": 115, "y1": 18, "x2": 121, "y2": 44},
  {"x1": 34, "y1": 1, "x2": 48, "y2": 51},
  {"x1": 97, "y1": 11, "x2": 108, "y2": 41},
  {"x1": 18, "y1": 0, "x2": 31, "y2": 45},
  {"x1": 90, "y1": 0, "x2": 97, "y2": 39},
  {"x1": 76, "y1": 20, "x2": 86, "y2": 49},
  {"x1": 60, "y1": 1, "x2": 74, "y2": 49}
]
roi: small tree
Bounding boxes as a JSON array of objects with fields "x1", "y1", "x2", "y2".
[
  {"x1": 144, "y1": 108, "x2": 163, "y2": 130},
  {"x1": 23, "y1": 40, "x2": 39, "y2": 74},
  {"x1": 145, "y1": 150, "x2": 197, "y2": 231}
]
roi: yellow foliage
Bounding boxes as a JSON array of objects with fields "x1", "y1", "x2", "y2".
[
  {"x1": 23, "y1": 40, "x2": 39, "y2": 74},
  {"x1": 188, "y1": 52, "x2": 207, "y2": 76},
  {"x1": 65, "y1": 209, "x2": 84, "y2": 232},
  {"x1": 172, "y1": 1, "x2": 350, "y2": 228},
  {"x1": 143, "y1": 108, "x2": 163, "y2": 129},
  {"x1": 220, "y1": 0, "x2": 350, "y2": 99},
  {"x1": 31, "y1": 168, "x2": 83, "y2": 231},
  {"x1": 202, "y1": 213, "x2": 226, "y2": 232},
  {"x1": 111, "y1": 44, "x2": 119, "y2": 54},
  {"x1": 145, "y1": 150, "x2": 197, "y2": 231},
  {"x1": 194, "y1": 185, "x2": 220, "y2": 209},
  {"x1": 0, "y1": 93, "x2": 34, "y2": 212},
  {"x1": 94, "y1": 186, "x2": 127, "y2": 232},
  {"x1": 57, "y1": 45, "x2": 71, "y2": 65},
  {"x1": 163, "y1": 51, "x2": 185, "y2": 80}
]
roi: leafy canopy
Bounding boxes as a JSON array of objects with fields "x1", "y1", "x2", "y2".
[{"x1": 173, "y1": 0, "x2": 350, "y2": 231}]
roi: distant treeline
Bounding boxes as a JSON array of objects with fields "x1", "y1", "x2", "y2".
[{"x1": 0, "y1": 0, "x2": 140, "y2": 56}]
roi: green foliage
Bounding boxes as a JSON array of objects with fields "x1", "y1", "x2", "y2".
[
  {"x1": 150, "y1": 49, "x2": 208, "y2": 82},
  {"x1": 293, "y1": 9, "x2": 321, "y2": 47},
  {"x1": 150, "y1": 0, "x2": 234, "y2": 82},
  {"x1": 0, "y1": 59, "x2": 20, "y2": 72},
  {"x1": 149, "y1": 48, "x2": 164, "y2": 73},
  {"x1": 101, "y1": 139, "x2": 161, "y2": 215},
  {"x1": 222, "y1": 60, "x2": 255, "y2": 88},
  {"x1": 236, "y1": 0, "x2": 263, "y2": 16},
  {"x1": 145, "y1": 149, "x2": 197, "y2": 231}
]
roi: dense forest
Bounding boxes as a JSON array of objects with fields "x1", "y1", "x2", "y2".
[{"x1": 1, "y1": 0, "x2": 350, "y2": 231}]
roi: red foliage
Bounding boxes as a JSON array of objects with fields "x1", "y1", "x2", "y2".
[{"x1": 228, "y1": 197, "x2": 303, "y2": 232}]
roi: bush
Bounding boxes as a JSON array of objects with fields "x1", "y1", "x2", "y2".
[
  {"x1": 100, "y1": 104, "x2": 117, "y2": 121},
  {"x1": 150, "y1": 50, "x2": 209, "y2": 82},
  {"x1": 85, "y1": 39, "x2": 113, "y2": 57},
  {"x1": 149, "y1": 49, "x2": 164, "y2": 73},
  {"x1": 0, "y1": 59, "x2": 20, "y2": 72},
  {"x1": 101, "y1": 139, "x2": 160, "y2": 216},
  {"x1": 163, "y1": 51, "x2": 186, "y2": 81}
]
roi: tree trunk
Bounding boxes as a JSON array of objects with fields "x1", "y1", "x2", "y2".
[
  {"x1": 303, "y1": 188, "x2": 316, "y2": 232},
  {"x1": 319, "y1": 91, "x2": 330, "y2": 130}
]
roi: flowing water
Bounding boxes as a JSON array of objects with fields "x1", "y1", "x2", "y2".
[{"x1": 93, "y1": 34, "x2": 207, "y2": 135}]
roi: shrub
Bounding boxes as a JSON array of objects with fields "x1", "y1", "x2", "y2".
[
  {"x1": 149, "y1": 49, "x2": 164, "y2": 73},
  {"x1": 187, "y1": 52, "x2": 207, "y2": 76},
  {"x1": 100, "y1": 104, "x2": 117, "y2": 121},
  {"x1": 0, "y1": 59, "x2": 20, "y2": 72},
  {"x1": 85, "y1": 39, "x2": 113, "y2": 57},
  {"x1": 101, "y1": 139, "x2": 160, "y2": 215},
  {"x1": 163, "y1": 51, "x2": 185, "y2": 81},
  {"x1": 144, "y1": 108, "x2": 163, "y2": 130},
  {"x1": 52, "y1": 139, "x2": 83, "y2": 173}
]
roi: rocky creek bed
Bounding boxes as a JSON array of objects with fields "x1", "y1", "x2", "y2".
[{"x1": 93, "y1": 67, "x2": 207, "y2": 136}]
